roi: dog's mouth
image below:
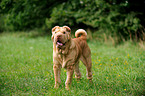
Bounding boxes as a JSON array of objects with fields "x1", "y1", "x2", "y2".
[{"x1": 56, "y1": 40, "x2": 65, "y2": 47}]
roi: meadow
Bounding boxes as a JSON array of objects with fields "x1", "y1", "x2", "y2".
[{"x1": 0, "y1": 32, "x2": 144, "y2": 96}]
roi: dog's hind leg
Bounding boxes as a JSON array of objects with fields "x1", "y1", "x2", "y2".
[
  {"x1": 74, "y1": 61, "x2": 81, "y2": 80},
  {"x1": 80, "y1": 55, "x2": 92, "y2": 80}
]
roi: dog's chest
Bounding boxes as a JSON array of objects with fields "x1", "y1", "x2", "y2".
[
  {"x1": 57, "y1": 53, "x2": 77, "y2": 68},
  {"x1": 58, "y1": 54, "x2": 63, "y2": 60},
  {"x1": 57, "y1": 54, "x2": 66, "y2": 63}
]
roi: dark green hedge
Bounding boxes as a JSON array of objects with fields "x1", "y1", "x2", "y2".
[{"x1": 0, "y1": 0, "x2": 145, "y2": 40}]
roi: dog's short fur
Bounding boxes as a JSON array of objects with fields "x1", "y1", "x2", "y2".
[{"x1": 51, "y1": 26, "x2": 92, "y2": 90}]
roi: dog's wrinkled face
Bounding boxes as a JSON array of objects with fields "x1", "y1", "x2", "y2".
[{"x1": 52, "y1": 26, "x2": 71, "y2": 48}]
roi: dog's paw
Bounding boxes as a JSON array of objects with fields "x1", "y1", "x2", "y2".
[
  {"x1": 88, "y1": 79, "x2": 93, "y2": 84},
  {"x1": 54, "y1": 84, "x2": 59, "y2": 89},
  {"x1": 75, "y1": 76, "x2": 81, "y2": 81},
  {"x1": 65, "y1": 86, "x2": 70, "y2": 90}
]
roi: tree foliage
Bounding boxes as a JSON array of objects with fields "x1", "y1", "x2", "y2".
[
  {"x1": 0, "y1": 0, "x2": 145, "y2": 40},
  {"x1": 46, "y1": 0, "x2": 144, "y2": 40},
  {"x1": 0, "y1": 0, "x2": 65, "y2": 30}
]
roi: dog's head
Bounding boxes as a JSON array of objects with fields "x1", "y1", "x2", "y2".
[{"x1": 52, "y1": 26, "x2": 71, "y2": 48}]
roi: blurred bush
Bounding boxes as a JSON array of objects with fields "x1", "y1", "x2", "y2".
[
  {"x1": 46, "y1": 0, "x2": 144, "y2": 41},
  {"x1": 0, "y1": 15, "x2": 5, "y2": 32},
  {"x1": 0, "y1": 0, "x2": 145, "y2": 41},
  {"x1": 0, "y1": 0, "x2": 65, "y2": 31}
]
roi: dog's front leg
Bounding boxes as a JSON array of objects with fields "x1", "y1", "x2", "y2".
[
  {"x1": 53, "y1": 64, "x2": 61, "y2": 88},
  {"x1": 65, "y1": 65, "x2": 74, "y2": 90}
]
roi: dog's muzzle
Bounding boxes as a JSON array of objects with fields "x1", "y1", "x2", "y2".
[
  {"x1": 57, "y1": 40, "x2": 65, "y2": 46},
  {"x1": 56, "y1": 37, "x2": 66, "y2": 48}
]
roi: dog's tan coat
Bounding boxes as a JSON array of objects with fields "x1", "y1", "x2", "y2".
[{"x1": 51, "y1": 26, "x2": 92, "y2": 90}]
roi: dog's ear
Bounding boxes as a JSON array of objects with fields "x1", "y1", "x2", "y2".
[
  {"x1": 51, "y1": 35, "x2": 54, "y2": 41},
  {"x1": 63, "y1": 26, "x2": 71, "y2": 33},
  {"x1": 52, "y1": 26, "x2": 59, "y2": 32},
  {"x1": 52, "y1": 26, "x2": 59, "y2": 41}
]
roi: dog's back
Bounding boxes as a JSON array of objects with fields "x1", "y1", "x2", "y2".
[
  {"x1": 73, "y1": 29, "x2": 92, "y2": 80},
  {"x1": 73, "y1": 29, "x2": 90, "y2": 53}
]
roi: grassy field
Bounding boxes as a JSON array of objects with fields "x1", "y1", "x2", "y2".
[{"x1": 0, "y1": 32, "x2": 145, "y2": 96}]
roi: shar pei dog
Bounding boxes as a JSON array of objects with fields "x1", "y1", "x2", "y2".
[{"x1": 51, "y1": 26, "x2": 92, "y2": 90}]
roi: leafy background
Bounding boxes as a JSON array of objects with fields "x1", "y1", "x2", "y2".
[{"x1": 0, "y1": 0, "x2": 145, "y2": 41}]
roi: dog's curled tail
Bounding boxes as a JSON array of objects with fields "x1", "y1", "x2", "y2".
[{"x1": 75, "y1": 29, "x2": 87, "y2": 40}]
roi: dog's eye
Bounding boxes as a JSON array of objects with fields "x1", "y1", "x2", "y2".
[{"x1": 63, "y1": 32, "x2": 66, "y2": 34}]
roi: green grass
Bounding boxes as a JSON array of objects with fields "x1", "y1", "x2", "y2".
[{"x1": 0, "y1": 32, "x2": 145, "y2": 96}]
